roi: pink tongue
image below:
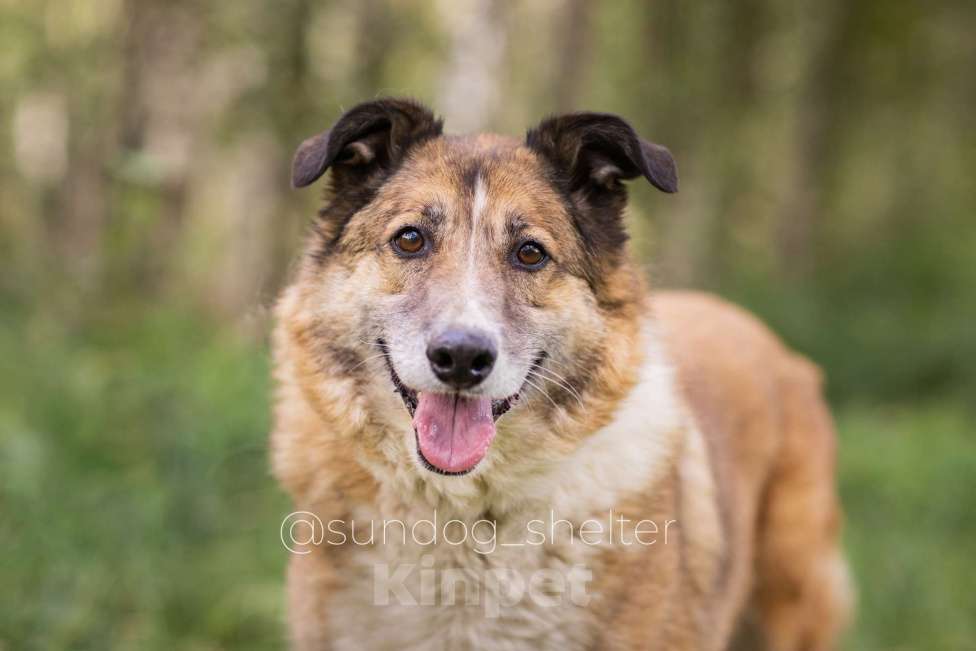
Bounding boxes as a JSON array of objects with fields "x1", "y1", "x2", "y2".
[{"x1": 412, "y1": 393, "x2": 496, "y2": 473}]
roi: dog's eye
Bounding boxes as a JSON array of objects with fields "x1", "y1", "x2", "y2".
[
  {"x1": 391, "y1": 227, "x2": 426, "y2": 256},
  {"x1": 514, "y1": 241, "x2": 548, "y2": 269}
]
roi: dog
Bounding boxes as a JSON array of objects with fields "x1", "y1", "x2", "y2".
[{"x1": 271, "y1": 98, "x2": 852, "y2": 650}]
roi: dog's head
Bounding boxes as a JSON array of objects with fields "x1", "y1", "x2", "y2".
[{"x1": 288, "y1": 98, "x2": 676, "y2": 479}]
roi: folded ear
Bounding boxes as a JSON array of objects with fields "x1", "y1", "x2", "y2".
[
  {"x1": 292, "y1": 98, "x2": 443, "y2": 189},
  {"x1": 525, "y1": 112, "x2": 677, "y2": 194}
]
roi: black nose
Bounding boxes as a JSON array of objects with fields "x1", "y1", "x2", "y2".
[{"x1": 426, "y1": 328, "x2": 497, "y2": 389}]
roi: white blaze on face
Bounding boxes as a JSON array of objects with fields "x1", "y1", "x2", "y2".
[
  {"x1": 452, "y1": 174, "x2": 494, "y2": 331},
  {"x1": 386, "y1": 174, "x2": 530, "y2": 400}
]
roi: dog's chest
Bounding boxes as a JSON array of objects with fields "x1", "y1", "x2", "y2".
[
  {"x1": 319, "y1": 335, "x2": 684, "y2": 649},
  {"x1": 326, "y1": 510, "x2": 598, "y2": 651}
]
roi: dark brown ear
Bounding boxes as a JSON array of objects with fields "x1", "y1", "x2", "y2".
[
  {"x1": 525, "y1": 112, "x2": 677, "y2": 194},
  {"x1": 292, "y1": 98, "x2": 443, "y2": 189}
]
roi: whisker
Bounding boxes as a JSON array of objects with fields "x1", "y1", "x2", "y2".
[
  {"x1": 522, "y1": 376, "x2": 560, "y2": 411},
  {"x1": 540, "y1": 356, "x2": 574, "y2": 373},
  {"x1": 529, "y1": 370, "x2": 584, "y2": 410},
  {"x1": 530, "y1": 367, "x2": 584, "y2": 408},
  {"x1": 532, "y1": 362, "x2": 575, "y2": 387},
  {"x1": 347, "y1": 352, "x2": 390, "y2": 372}
]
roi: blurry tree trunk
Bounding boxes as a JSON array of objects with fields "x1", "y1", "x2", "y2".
[
  {"x1": 265, "y1": 0, "x2": 316, "y2": 297},
  {"x1": 355, "y1": 0, "x2": 395, "y2": 97},
  {"x1": 551, "y1": 0, "x2": 593, "y2": 112},
  {"x1": 437, "y1": 0, "x2": 507, "y2": 132},
  {"x1": 116, "y1": 0, "x2": 202, "y2": 294},
  {"x1": 56, "y1": 143, "x2": 108, "y2": 287},
  {"x1": 644, "y1": 0, "x2": 713, "y2": 287},
  {"x1": 709, "y1": 0, "x2": 766, "y2": 285},
  {"x1": 119, "y1": 0, "x2": 148, "y2": 153},
  {"x1": 777, "y1": 0, "x2": 854, "y2": 279},
  {"x1": 20, "y1": 86, "x2": 108, "y2": 290}
]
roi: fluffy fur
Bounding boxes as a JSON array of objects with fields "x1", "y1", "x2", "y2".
[{"x1": 271, "y1": 99, "x2": 852, "y2": 650}]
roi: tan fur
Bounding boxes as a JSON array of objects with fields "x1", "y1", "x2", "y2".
[
  {"x1": 271, "y1": 132, "x2": 851, "y2": 650},
  {"x1": 578, "y1": 293, "x2": 854, "y2": 650}
]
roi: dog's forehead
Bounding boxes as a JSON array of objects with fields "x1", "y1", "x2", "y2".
[{"x1": 393, "y1": 134, "x2": 563, "y2": 213}]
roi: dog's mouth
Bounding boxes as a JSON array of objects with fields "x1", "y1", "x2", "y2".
[{"x1": 378, "y1": 339, "x2": 540, "y2": 476}]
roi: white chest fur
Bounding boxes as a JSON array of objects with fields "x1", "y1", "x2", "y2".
[{"x1": 328, "y1": 512, "x2": 597, "y2": 651}]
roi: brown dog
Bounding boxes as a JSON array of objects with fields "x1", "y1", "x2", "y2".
[{"x1": 271, "y1": 98, "x2": 852, "y2": 650}]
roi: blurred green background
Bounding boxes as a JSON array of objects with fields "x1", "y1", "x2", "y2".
[{"x1": 1, "y1": 0, "x2": 974, "y2": 649}]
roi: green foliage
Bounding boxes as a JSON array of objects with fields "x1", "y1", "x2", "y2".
[
  {"x1": 839, "y1": 404, "x2": 976, "y2": 651},
  {"x1": 0, "y1": 308, "x2": 287, "y2": 650}
]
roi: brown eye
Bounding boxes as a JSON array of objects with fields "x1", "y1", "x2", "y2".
[
  {"x1": 392, "y1": 227, "x2": 426, "y2": 255},
  {"x1": 515, "y1": 241, "x2": 548, "y2": 269}
]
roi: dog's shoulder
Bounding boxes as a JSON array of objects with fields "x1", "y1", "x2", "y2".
[{"x1": 651, "y1": 289, "x2": 821, "y2": 437}]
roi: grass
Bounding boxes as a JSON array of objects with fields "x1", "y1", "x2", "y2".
[
  {"x1": 0, "y1": 305, "x2": 287, "y2": 650},
  {"x1": 838, "y1": 404, "x2": 976, "y2": 651},
  {"x1": 1, "y1": 304, "x2": 973, "y2": 650}
]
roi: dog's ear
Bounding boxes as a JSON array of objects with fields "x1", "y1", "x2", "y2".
[
  {"x1": 292, "y1": 98, "x2": 443, "y2": 189},
  {"x1": 525, "y1": 112, "x2": 677, "y2": 194}
]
